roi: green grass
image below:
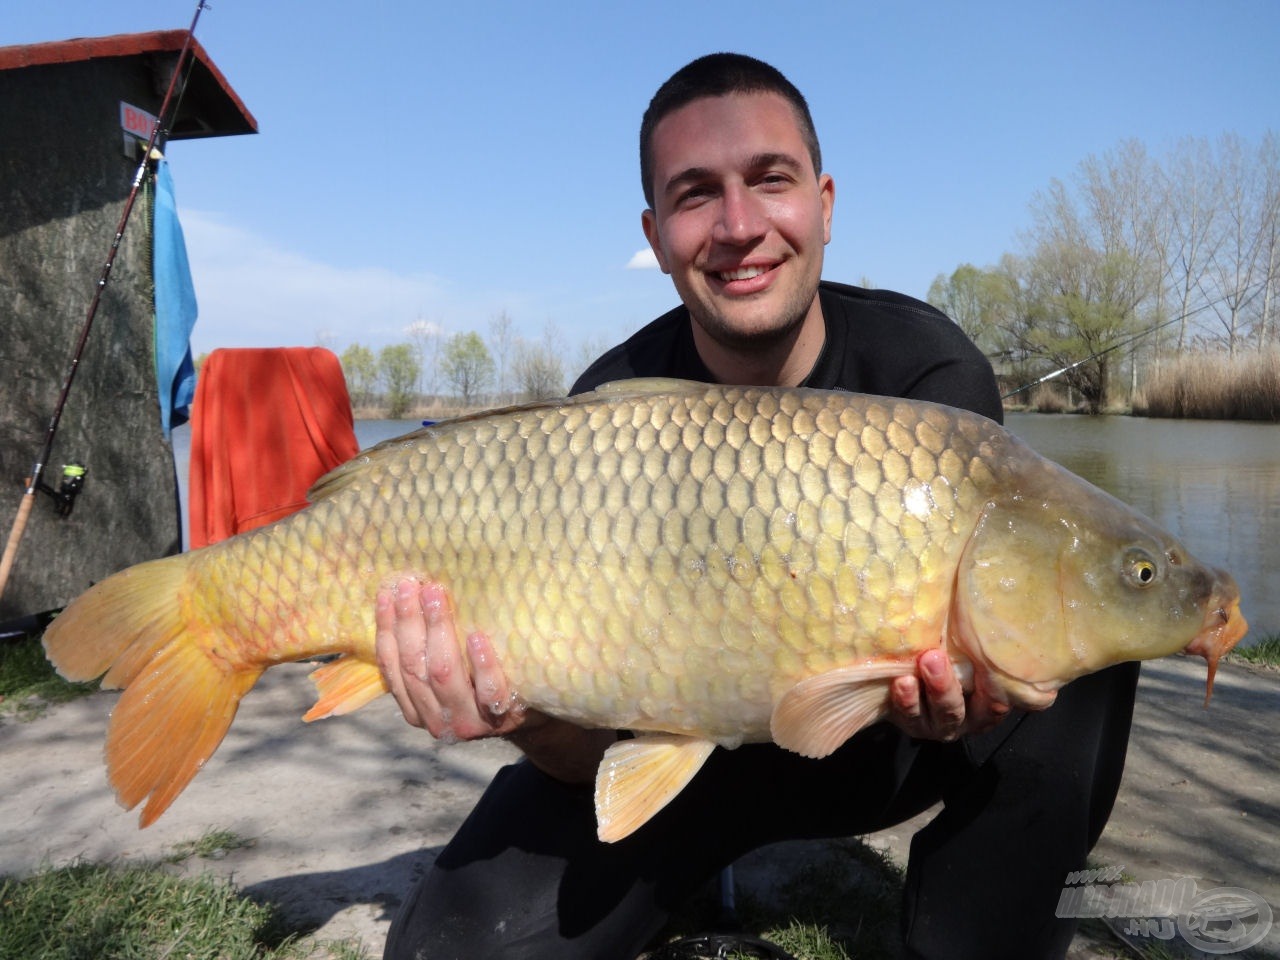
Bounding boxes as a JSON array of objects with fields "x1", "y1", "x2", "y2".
[
  {"x1": 1228, "y1": 633, "x2": 1280, "y2": 668},
  {"x1": 0, "y1": 859, "x2": 371, "y2": 960},
  {"x1": 0, "y1": 632, "x2": 96, "y2": 720},
  {"x1": 646, "y1": 838, "x2": 906, "y2": 960},
  {"x1": 163, "y1": 828, "x2": 258, "y2": 864}
]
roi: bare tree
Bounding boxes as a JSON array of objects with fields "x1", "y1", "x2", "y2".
[
  {"x1": 1162, "y1": 137, "x2": 1225, "y2": 352},
  {"x1": 513, "y1": 322, "x2": 566, "y2": 400},
  {"x1": 1204, "y1": 134, "x2": 1270, "y2": 355},
  {"x1": 488, "y1": 310, "x2": 515, "y2": 404},
  {"x1": 574, "y1": 334, "x2": 610, "y2": 381},
  {"x1": 406, "y1": 317, "x2": 443, "y2": 406},
  {"x1": 1253, "y1": 132, "x2": 1280, "y2": 350}
]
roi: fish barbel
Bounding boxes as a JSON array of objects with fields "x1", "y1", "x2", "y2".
[{"x1": 43, "y1": 378, "x2": 1247, "y2": 840}]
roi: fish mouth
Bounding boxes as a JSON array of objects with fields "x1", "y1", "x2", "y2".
[{"x1": 1184, "y1": 591, "x2": 1248, "y2": 707}]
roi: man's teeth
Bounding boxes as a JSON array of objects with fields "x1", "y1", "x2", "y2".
[{"x1": 718, "y1": 265, "x2": 768, "y2": 281}]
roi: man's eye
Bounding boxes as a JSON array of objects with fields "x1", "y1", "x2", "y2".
[{"x1": 676, "y1": 186, "x2": 713, "y2": 206}]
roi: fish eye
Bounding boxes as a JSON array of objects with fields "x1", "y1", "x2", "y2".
[{"x1": 1123, "y1": 549, "x2": 1160, "y2": 587}]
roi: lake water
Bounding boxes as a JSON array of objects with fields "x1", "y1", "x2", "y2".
[{"x1": 173, "y1": 412, "x2": 1279, "y2": 642}]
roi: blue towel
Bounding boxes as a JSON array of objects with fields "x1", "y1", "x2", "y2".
[{"x1": 153, "y1": 159, "x2": 199, "y2": 438}]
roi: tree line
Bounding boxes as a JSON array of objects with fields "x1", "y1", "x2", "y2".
[
  {"x1": 338, "y1": 313, "x2": 610, "y2": 418},
  {"x1": 928, "y1": 132, "x2": 1278, "y2": 412}
]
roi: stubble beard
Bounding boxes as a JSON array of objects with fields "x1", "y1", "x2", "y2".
[{"x1": 689, "y1": 285, "x2": 817, "y2": 355}]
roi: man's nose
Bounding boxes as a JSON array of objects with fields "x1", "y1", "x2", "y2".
[{"x1": 712, "y1": 183, "x2": 766, "y2": 245}]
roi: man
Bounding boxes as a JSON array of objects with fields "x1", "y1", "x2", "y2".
[{"x1": 378, "y1": 53, "x2": 1138, "y2": 960}]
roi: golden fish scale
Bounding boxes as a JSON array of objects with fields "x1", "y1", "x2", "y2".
[{"x1": 193, "y1": 386, "x2": 1005, "y2": 746}]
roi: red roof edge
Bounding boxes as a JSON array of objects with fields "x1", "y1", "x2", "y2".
[{"x1": 0, "y1": 30, "x2": 257, "y2": 137}]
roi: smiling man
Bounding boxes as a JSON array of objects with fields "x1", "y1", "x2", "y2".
[
  {"x1": 640, "y1": 90, "x2": 833, "y2": 386},
  {"x1": 379, "y1": 53, "x2": 1139, "y2": 960}
]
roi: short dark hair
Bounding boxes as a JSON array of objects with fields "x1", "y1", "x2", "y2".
[{"x1": 640, "y1": 52, "x2": 822, "y2": 209}]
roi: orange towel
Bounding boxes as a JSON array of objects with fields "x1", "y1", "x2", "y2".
[{"x1": 189, "y1": 347, "x2": 360, "y2": 549}]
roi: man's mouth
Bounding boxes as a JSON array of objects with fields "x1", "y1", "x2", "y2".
[{"x1": 715, "y1": 264, "x2": 771, "y2": 282}]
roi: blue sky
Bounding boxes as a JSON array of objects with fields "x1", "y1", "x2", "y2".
[{"x1": 9, "y1": 1, "x2": 1279, "y2": 363}]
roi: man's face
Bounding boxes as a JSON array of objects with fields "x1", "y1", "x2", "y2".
[{"x1": 642, "y1": 92, "x2": 834, "y2": 354}]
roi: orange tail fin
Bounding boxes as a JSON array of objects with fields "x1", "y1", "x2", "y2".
[{"x1": 43, "y1": 555, "x2": 263, "y2": 827}]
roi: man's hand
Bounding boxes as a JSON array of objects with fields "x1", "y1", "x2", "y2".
[
  {"x1": 375, "y1": 577, "x2": 525, "y2": 740},
  {"x1": 374, "y1": 577, "x2": 615, "y2": 783},
  {"x1": 887, "y1": 648, "x2": 1009, "y2": 741}
]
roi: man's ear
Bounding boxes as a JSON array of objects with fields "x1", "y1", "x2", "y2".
[
  {"x1": 640, "y1": 209, "x2": 671, "y2": 274},
  {"x1": 819, "y1": 173, "x2": 835, "y2": 245}
]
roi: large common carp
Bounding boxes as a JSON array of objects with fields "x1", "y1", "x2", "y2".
[{"x1": 43, "y1": 379, "x2": 1247, "y2": 841}]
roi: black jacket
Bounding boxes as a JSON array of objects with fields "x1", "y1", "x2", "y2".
[{"x1": 571, "y1": 280, "x2": 1002, "y2": 424}]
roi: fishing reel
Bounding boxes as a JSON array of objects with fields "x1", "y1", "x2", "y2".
[{"x1": 37, "y1": 462, "x2": 87, "y2": 518}]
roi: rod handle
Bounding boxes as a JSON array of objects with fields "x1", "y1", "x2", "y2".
[{"x1": 0, "y1": 491, "x2": 37, "y2": 602}]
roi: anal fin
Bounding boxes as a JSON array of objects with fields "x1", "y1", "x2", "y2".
[
  {"x1": 303, "y1": 656, "x2": 388, "y2": 721},
  {"x1": 594, "y1": 733, "x2": 716, "y2": 843}
]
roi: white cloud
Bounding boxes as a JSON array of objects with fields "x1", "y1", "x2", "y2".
[
  {"x1": 181, "y1": 211, "x2": 449, "y2": 356},
  {"x1": 404, "y1": 317, "x2": 446, "y2": 338},
  {"x1": 625, "y1": 248, "x2": 660, "y2": 270}
]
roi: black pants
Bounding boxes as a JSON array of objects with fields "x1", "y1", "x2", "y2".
[{"x1": 384, "y1": 662, "x2": 1139, "y2": 960}]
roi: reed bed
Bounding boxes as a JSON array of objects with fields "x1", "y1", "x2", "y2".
[{"x1": 1135, "y1": 349, "x2": 1280, "y2": 421}]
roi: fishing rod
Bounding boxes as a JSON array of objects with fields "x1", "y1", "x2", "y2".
[
  {"x1": 1000, "y1": 290, "x2": 1258, "y2": 401},
  {"x1": 0, "y1": 0, "x2": 209, "y2": 603},
  {"x1": 1001, "y1": 313, "x2": 1184, "y2": 400}
]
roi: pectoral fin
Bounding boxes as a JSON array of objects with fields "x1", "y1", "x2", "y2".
[
  {"x1": 594, "y1": 733, "x2": 717, "y2": 843},
  {"x1": 771, "y1": 661, "x2": 919, "y2": 758},
  {"x1": 303, "y1": 657, "x2": 388, "y2": 721}
]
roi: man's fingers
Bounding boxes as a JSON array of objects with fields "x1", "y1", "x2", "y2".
[
  {"x1": 890, "y1": 675, "x2": 922, "y2": 726},
  {"x1": 395, "y1": 578, "x2": 431, "y2": 683},
  {"x1": 918, "y1": 649, "x2": 966, "y2": 740},
  {"x1": 417, "y1": 581, "x2": 472, "y2": 740},
  {"x1": 375, "y1": 580, "x2": 431, "y2": 729},
  {"x1": 467, "y1": 631, "x2": 510, "y2": 717},
  {"x1": 887, "y1": 651, "x2": 969, "y2": 741},
  {"x1": 464, "y1": 630, "x2": 528, "y2": 736}
]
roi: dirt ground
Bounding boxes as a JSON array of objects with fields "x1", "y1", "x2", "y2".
[{"x1": 1, "y1": 654, "x2": 1275, "y2": 958}]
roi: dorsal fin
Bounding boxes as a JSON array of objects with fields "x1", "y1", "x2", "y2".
[
  {"x1": 592, "y1": 377, "x2": 708, "y2": 397},
  {"x1": 305, "y1": 433, "x2": 424, "y2": 502}
]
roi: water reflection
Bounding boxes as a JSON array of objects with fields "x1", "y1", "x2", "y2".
[{"x1": 1006, "y1": 414, "x2": 1278, "y2": 642}]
